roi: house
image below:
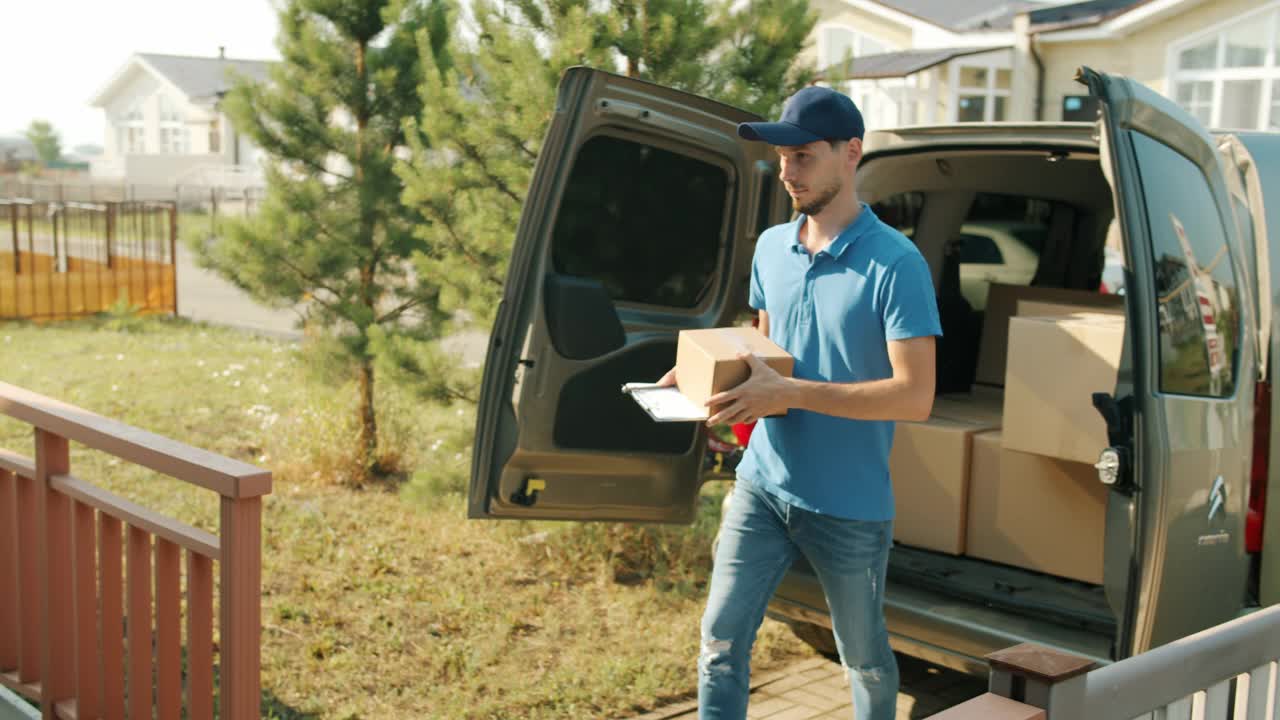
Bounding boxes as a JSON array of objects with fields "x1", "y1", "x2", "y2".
[
  {"x1": 809, "y1": 0, "x2": 1278, "y2": 132},
  {"x1": 0, "y1": 136, "x2": 38, "y2": 172},
  {"x1": 1020, "y1": 0, "x2": 1279, "y2": 128},
  {"x1": 88, "y1": 49, "x2": 275, "y2": 186},
  {"x1": 804, "y1": 0, "x2": 1041, "y2": 129}
]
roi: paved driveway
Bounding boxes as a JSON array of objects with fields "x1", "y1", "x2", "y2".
[{"x1": 624, "y1": 653, "x2": 987, "y2": 720}]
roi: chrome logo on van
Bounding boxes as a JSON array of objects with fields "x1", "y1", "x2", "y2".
[{"x1": 1207, "y1": 475, "x2": 1226, "y2": 523}]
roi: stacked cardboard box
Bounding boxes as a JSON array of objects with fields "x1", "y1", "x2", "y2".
[
  {"x1": 1001, "y1": 311, "x2": 1125, "y2": 464},
  {"x1": 966, "y1": 430, "x2": 1110, "y2": 584},
  {"x1": 975, "y1": 284, "x2": 1124, "y2": 387},
  {"x1": 958, "y1": 294, "x2": 1125, "y2": 585},
  {"x1": 890, "y1": 412, "x2": 998, "y2": 555}
]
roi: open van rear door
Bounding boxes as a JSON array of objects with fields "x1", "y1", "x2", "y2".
[
  {"x1": 1218, "y1": 132, "x2": 1280, "y2": 607},
  {"x1": 1081, "y1": 67, "x2": 1256, "y2": 654},
  {"x1": 468, "y1": 67, "x2": 775, "y2": 522}
]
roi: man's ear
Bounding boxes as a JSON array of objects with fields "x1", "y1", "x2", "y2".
[{"x1": 847, "y1": 138, "x2": 863, "y2": 167}]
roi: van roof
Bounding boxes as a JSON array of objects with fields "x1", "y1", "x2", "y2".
[{"x1": 864, "y1": 122, "x2": 1100, "y2": 156}]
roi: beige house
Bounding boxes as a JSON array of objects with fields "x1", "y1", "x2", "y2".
[
  {"x1": 1025, "y1": 0, "x2": 1280, "y2": 127},
  {"x1": 808, "y1": 0, "x2": 1280, "y2": 131},
  {"x1": 88, "y1": 50, "x2": 274, "y2": 187}
]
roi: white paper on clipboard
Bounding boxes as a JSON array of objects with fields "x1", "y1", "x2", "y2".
[{"x1": 621, "y1": 383, "x2": 709, "y2": 422}]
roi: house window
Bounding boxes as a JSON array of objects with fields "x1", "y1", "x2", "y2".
[
  {"x1": 157, "y1": 95, "x2": 188, "y2": 154},
  {"x1": 118, "y1": 101, "x2": 145, "y2": 153},
  {"x1": 819, "y1": 25, "x2": 895, "y2": 73},
  {"x1": 846, "y1": 71, "x2": 930, "y2": 131},
  {"x1": 954, "y1": 61, "x2": 1012, "y2": 122},
  {"x1": 1170, "y1": 2, "x2": 1280, "y2": 130}
]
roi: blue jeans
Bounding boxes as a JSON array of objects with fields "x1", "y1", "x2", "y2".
[{"x1": 698, "y1": 481, "x2": 898, "y2": 720}]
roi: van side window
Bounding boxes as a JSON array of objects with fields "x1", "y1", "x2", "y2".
[
  {"x1": 551, "y1": 135, "x2": 729, "y2": 309},
  {"x1": 957, "y1": 233, "x2": 1004, "y2": 264},
  {"x1": 1132, "y1": 132, "x2": 1241, "y2": 397},
  {"x1": 871, "y1": 192, "x2": 924, "y2": 234}
]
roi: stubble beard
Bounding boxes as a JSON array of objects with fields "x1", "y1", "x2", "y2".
[{"x1": 792, "y1": 177, "x2": 843, "y2": 216}]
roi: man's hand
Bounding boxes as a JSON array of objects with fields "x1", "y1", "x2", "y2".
[
  {"x1": 656, "y1": 366, "x2": 677, "y2": 387},
  {"x1": 706, "y1": 353, "x2": 792, "y2": 427}
]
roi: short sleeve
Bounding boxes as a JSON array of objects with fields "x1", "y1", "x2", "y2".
[
  {"x1": 880, "y1": 251, "x2": 943, "y2": 341},
  {"x1": 749, "y1": 247, "x2": 767, "y2": 311}
]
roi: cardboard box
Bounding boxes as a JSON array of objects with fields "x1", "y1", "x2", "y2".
[
  {"x1": 966, "y1": 431, "x2": 1108, "y2": 584},
  {"x1": 891, "y1": 414, "x2": 999, "y2": 555},
  {"x1": 932, "y1": 385, "x2": 1004, "y2": 427},
  {"x1": 975, "y1": 284, "x2": 1125, "y2": 387},
  {"x1": 1017, "y1": 299, "x2": 1124, "y2": 321},
  {"x1": 675, "y1": 327, "x2": 794, "y2": 412},
  {"x1": 1002, "y1": 312, "x2": 1125, "y2": 464}
]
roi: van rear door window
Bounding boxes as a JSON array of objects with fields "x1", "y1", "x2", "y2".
[
  {"x1": 1131, "y1": 131, "x2": 1241, "y2": 397},
  {"x1": 550, "y1": 135, "x2": 729, "y2": 309}
]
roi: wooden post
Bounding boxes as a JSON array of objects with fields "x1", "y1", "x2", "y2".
[
  {"x1": 99, "y1": 514, "x2": 125, "y2": 720},
  {"x1": 186, "y1": 550, "x2": 214, "y2": 720},
  {"x1": 985, "y1": 643, "x2": 1096, "y2": 715},
  {"x1": 105, "y1": 203, "x2": 114, "y2": 270},
  {"x1": 155, "y1": 539, "x2": 181, "y2": 720},
  {"x1": 36, "y1": 429, "x2": 73, "y2": 719},
  {"x1": 9, "y1": 202, "x2": 19, "y2": 273},
  {"x1": 16, "y1": 468, "x2": 39, "y2": 685},
  {"x1": 0, "y1": 469, "x2": 17, "y2": 672},
  {"x1": 169, "y1": 203, "x2": 178, "y2": 316},
  {"x1": 127, "y1": 526, "x2": 152, "y2": 720},
  {"x1": 72, "y1": 500, "x2": 102, "y2": 719},
  {"x1": 220, "y1": 495, "x2": 262, "y2": 719}
]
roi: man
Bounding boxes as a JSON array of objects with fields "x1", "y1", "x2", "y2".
[{"x1": 657, "y1": 86, "x2": 941, "y2": 719}]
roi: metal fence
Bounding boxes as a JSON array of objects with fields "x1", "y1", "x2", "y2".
[
  {"x1": 1, "y1": 199, "x2": 178, "y2": 320},
  {"x1": 0, "y1": 178, "x2": 263, "y2": 236}
]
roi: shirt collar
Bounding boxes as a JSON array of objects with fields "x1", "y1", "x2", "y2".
[{"x1": 789, "y1": 202, "x2": 877, "y2": 259}]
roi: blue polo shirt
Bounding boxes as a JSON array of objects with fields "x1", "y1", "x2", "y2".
[{"x1": 735, "y1": 203, "x2": 942, "y2": 522}]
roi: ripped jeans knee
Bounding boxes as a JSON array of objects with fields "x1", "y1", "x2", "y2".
[
  {"x1": 698, "y1": 637, "x2": 736, "y2": 678},
  {"x1": 845, "y1": 663, "x2": 889, "y2": 686}
]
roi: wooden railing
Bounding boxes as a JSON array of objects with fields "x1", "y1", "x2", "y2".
[
  {"x1": 0, "y1": 382, "x2": 270, "y2": 719},
  {"x1": 928, "y1": 603, "x2": 1280, "y2": 720}
]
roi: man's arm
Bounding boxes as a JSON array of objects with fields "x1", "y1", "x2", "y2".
[
  {"x1": 705, "y1": 335, "x2": 936, "y2": 425},
  {"x1": 785, "y1": 335, "x2": 935, "y2": 421}
]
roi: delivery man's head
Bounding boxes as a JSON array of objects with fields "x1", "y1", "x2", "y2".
[{"x1": 737, "y1": 86, "x2": 864, "y2": 217}]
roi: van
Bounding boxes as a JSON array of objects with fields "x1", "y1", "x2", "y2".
[{"x1": 466, "y1": 65, "x2": 1280, "y2": 673}]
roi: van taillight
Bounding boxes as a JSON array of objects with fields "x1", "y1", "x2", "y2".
[{"x1": 1247, "y1": 380, "x2": 1271, "y2": 553}]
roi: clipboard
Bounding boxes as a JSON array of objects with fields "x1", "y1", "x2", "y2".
[{"x1": 621, "y1": 382, "x2": 709, "y2": 422}]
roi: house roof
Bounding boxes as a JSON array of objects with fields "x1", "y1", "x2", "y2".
[
  {"x1": 872, "y1": 0, "x2": 1042, "y2": 31},
  {"x1": 90, "y1": 52, "x2": 277, "y2": 108},
  {"x1": 137, "y1": 53, "x2": 275, "y2": 101},
  {"x1": 0, "y1": 136, "x2": 38, "y2": 161},
  {"x1": 1026, "y1": 0, "x2": 1149, "y2": 32},
  {"x1": 823, "y1": 46, "x2": 1010, "y2": 79}
]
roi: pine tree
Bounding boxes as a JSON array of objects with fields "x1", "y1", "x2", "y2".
[
  {"x1": 398, "y1": 0, "x2": 815, "y2": 332},
  {"x1": 193, "y1": 0, "x2": 454, "y2": 482}
]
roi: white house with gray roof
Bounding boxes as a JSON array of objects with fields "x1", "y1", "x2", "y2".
[
  {"x1": 812, "y1": 0, "x2": 1278, "y2": 132},
  {"x1": 88, "y1": 50, "x2": 275, "y2": 187}
]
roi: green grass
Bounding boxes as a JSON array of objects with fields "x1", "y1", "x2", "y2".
[{"x1": 0, "y1": 317, "x2": 811, "y2": 719}]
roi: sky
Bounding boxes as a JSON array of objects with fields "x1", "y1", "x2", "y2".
[{"x1": 0, "y1": 0, "x2": 283, "y2": 149}]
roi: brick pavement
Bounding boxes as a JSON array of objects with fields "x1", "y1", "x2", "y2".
[{"x1": 622, "y1": 653, "x2": 987, "y2": 720}]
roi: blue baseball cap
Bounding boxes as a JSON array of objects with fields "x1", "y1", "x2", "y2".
[{"x1": 738, "y1": 86, "x2": 865, "y2": 146}]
